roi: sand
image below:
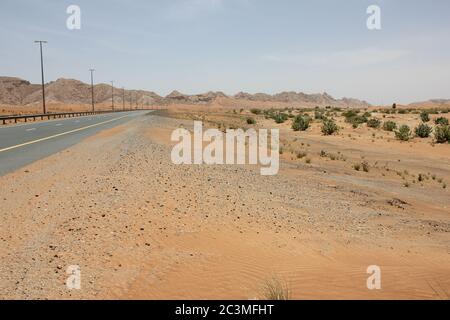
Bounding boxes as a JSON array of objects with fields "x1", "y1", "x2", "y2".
[{"x1": 0, "y1": 110, "x2": 449, "y2": 299}]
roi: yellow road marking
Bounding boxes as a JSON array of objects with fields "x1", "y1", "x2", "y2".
[{"x1": 0, "y1": 115, "x2": 129, "y2": 153}]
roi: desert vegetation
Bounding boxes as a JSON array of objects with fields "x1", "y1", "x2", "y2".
[
  {"x1": 162, "y1": 105, "x2": 449, "y2": 194},
  {"x1": 262, "y1": 277, "x2": 290, "y2": 300}
]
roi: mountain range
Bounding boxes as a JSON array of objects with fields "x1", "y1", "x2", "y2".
[
  {"x1": 0, "y1": 76, "x2": 371, "y2": 108},
  {"x1": 1, "y1": 76, "x2": 448, "y2": 109}
]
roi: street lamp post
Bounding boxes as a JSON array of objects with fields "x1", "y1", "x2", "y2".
[{"x1": 34, "y1": 40, "x2": 47, "y2": 114}]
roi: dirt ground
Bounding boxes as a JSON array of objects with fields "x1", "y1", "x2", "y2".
[{"x1": 0, "y1": 108, "x2": 449, "y2": 299}]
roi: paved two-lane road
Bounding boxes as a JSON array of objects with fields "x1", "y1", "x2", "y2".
[{"x1": 0, "y1": 110, "x2": 151, "y2": 175}]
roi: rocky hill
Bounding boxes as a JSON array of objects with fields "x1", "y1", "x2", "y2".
[
  {"x1": 0, "y1": 77, "x2": 163, "y2": 107},
  {"x1": 0, "y1": 76, "x2": 371, "y2": 108},
  {"x1": 408, "y1": 99, "x2": 450, "y2": 109},
  {"x1": 0, "y1": 77, "x2": 41, "y2": 105},
  {"x1": 233, "y1": 91, "x2": 370, "y2": 108}
]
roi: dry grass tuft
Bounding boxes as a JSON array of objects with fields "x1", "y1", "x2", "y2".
[{"x1": 262, "y1": 277, "x2": 290, "y2": 300}]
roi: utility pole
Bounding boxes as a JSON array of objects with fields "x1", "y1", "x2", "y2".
[
  {"x1": 111, "y1": 81, "x2": 114, "y2": 111},
  {"x1": 122, "y1": 87, "x2": 125, "y2": 111},
  {"x1": 34, "y1": 40, "x2": 47, "y2": 114},
  {"x1": 89, "y1": 69, "x2": 95, "y2": 112}
]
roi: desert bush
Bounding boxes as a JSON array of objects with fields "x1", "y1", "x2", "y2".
[
  {"x1": 367, "y1": 118, "x2": 381, "y2": 128},
  {"x1": 395, "y1": 125, "x2": 412, "y2": 141},
  {"x1": 383, "y1": 121, "x2": 397, "y2": 131},
  {"x1": 343, "y1": 110, "x2": 359, "y2": 119},
  {"x1": 321, "y1": 119, "x2": 339, "y2": 135},
  {"x1": 273, "y1": 113, "x2": 289, "y2": 124},
  {"x1": 414, "y1": 123, "x2": 432, "y2": 138},
  {"x1": 292, "y1": 115, "x2": 311, "y2": 131},
  {"x1": 345, "y1": 111, "x2": 369, "y2": 128},
  {"x1": 420, "y1": 111, "x2": 430, "y2": 122},
  {"x1": 314, "y1": 110, "x2": 324, "y2": 120},
  {"x1": 250, "y1": 108, "x2": 261, "y2": 115},
  {"x1": 353, "y1": 163, "x2": 361, "y2": 171},
  {"x1": 246, "y1": 117, "x2": 256, "y2": 125},
  {"x1": 435, "y1": 117, "x2": 449, "y2": 125},
  {"x1": 351, "y1": 115, "x2": 368, "y2": 127},
  {"x1": 434, "y1": 125, "x2": 450, "y2": 143}
]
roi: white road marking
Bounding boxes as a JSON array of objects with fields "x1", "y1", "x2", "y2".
[
  {"x1": 55, "y1": 123, "x2": 63, "y2": 126},
  {"x1": 26, "y1": 128, "x2": 36, "y2": 132},
  {"x1": 0, "y1": 115, "x2": 129, "y2": 153}
]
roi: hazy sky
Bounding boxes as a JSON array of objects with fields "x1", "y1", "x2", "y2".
[{"x1": 0, "y1": 0, "x2": 449, "y2": 105}]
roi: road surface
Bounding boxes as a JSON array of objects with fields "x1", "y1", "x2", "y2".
[{"x1": 0, "y1": 110, "x2": 151, "y2": 176}]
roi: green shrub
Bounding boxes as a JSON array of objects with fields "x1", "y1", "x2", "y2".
[
  {"x1": 367, "y1": 118, "x2": 381, "y2": 128},
  {"x1": 420, "y1": 111, "x2": 430, "y2": 122},
  {"x1": 348, "y1": 115, "x2": 368, "y2": 127},
  {"x1": 435, "y1": 117, "x2": 449, "y2": 125},
  {"x1": 250, "y1": 108, "x2": 261, "y2": 115},
  {"x1": 342, "y1": 110, "x2": 359, "y2": 119},
  {"x1": 383, "y1": 121, "x2": 397, "y2": 131},
  {"x1": 321, "y1": 119, "x2": 339, "y2": 135},
  {"x1": 292, "y1": 115, "x2": 311, "y2": 131},
  {"x1": 414, "y1": 123, "x2": 432, "y2": 138},
  {"x1": 395, "y1": 125, "x2": 412, "y2": 141},
  {"x1": 273, "y1": 113, "x2": 289, "y2": 124},
  {"x1": 246, "y1": 117, "x2": 256, "y2": 125},
  {"x1": 434, "y1": 125, "x2": 450, "y2": 143},
  {"x1": 314, "y1": 110, "x2": 324, "y2": 120}
]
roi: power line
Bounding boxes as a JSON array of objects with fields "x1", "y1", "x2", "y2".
[
  {"x1": 89, "y1": 69, "x2": 95, "y2": 112},
  {"x1": 111, "y1": 81, "x2": 114, "y2": 111},
  {"x1": 34, "y1": 40, "x2": 47, "y2": 114},
  {"x1": 122, "y1": 87, "x2": 125, "y2": 111}
]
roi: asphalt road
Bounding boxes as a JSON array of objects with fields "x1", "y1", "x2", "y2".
[{"x1": 0, "y1": 110, "x2": 151, "y2": 176}]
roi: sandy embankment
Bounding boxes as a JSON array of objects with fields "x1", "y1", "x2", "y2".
[{"x1": 0, "y1": 112, "x2": 449, "y2": 299}]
